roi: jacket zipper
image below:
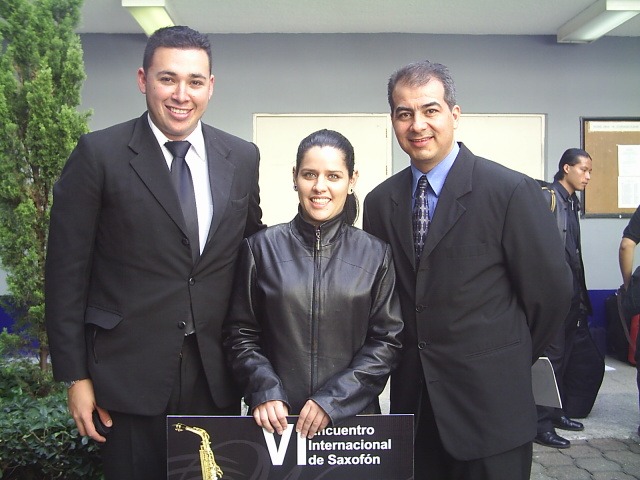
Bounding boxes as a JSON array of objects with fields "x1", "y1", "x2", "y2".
[{"x1": 311, "y1": 227, "x2": 321, "y2": 395}]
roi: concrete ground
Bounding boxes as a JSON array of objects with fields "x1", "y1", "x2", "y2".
[
  {"x1": 558, "y1": 356, "x2": 638, "y2": 441},
  {"x1": 380, "y1": 356, "x2": 640, "y2": 479},
  {"x1": 531, "y1": 356, "x2": 640, "y2": 480}
]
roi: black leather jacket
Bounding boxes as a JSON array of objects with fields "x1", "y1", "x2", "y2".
[{"x1": 223, "y1": 212, "x2": 403, "y2": 425}]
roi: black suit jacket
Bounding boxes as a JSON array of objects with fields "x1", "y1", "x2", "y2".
[
  {"x1": 45, "y1": 113, "x2": 263, "y2": 415},
  {"x1": 363, "y1": 143, "x2": 572, "y2": 460}
]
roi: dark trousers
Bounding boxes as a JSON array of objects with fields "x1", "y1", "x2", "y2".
[
  {"x1": 414, "y1": 387, "x2": 532, "y2": 480},
  {"x1": 100, "y1": 334, "x2": 240, "y2": 480},
  {"x1": 537, "y1": 307, "x2": 584, "y2": 432}
]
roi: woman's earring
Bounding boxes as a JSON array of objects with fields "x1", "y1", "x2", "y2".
[
  {"x1": 348, "y1": 188, "x2": 353, "y2": 194},
  {"x1": 293, "y1": 185, "x2": 298, "y2": 191}
]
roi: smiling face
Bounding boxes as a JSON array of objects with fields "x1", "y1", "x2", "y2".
[
  {"x1": 391, "y1": 78, "x2": 460, "y2": 173},
  {"x1": 294, "y1": 146, "x2": 358, "y2": 227},
  {"x1": 561, "y1": 155, "x2": 592, "y2": 194},
  {"x1": 137, "y1": 47, "x2": 214, "y2": 140}
]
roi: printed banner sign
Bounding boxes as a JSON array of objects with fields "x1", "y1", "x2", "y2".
[{"x1": 167, "y1": 414, "x2": 413, "y2": 480}]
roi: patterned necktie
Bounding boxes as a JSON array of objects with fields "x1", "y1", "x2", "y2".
[
  {"x1": 165, "y1": 140, "x2": 199, "y2": 264},
  {"x1": 412, "y1": 175, "x2": 430, "y2": 261}
]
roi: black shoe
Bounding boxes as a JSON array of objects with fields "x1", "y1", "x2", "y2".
[
  {"x1": 534, "y1": 431, "x2": 571, "y2": 449},
  {"x1": 553, "y1": 415, "x2": 584, "y2": 431}
]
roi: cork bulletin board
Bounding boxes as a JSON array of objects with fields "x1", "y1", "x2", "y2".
[{"x1": 582, "y1": 117, "x2": 640, "y2": 218}]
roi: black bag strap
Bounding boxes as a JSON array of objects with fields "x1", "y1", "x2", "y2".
[{"x1": 615, "y1": 287, "x2": 634, "y2": 346}]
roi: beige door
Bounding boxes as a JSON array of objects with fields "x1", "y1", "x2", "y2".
[
  {"x1": 456, "y1": 114, "x2": 546, "y2": 179},
  {"x1": 254, "y1": 114, "x2": 392, "y2": 228}
]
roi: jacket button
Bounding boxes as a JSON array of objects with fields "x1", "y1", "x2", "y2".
[
  {"x1": 178, "y1": 321, "x2": 187, "y2": 330},
  {"x1": 418, "y1": 341, "x2": 427, "y2": 350},
  {"x1": 188, "y1": 277, "x2": 195, "y2": 286},
  {"x1": 416, "y1": 304, "x2": 425, "y2": 313},
  {"x1": 182, "y1": 237, "x2": 190, "y2": 246}
]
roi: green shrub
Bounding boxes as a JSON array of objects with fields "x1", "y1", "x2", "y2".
[
  {"x1": 0, "y1": 330, "x2": 59, "y2": 399},
  {"x1": 0, "y1": 354, "x2": 103, "y2": 479}
]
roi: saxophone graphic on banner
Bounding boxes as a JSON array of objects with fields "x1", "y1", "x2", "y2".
[{"x1": 174, "y1": 423, "x2": 224, "y2": 480}]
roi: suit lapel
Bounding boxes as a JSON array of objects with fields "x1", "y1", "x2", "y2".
[
  {"x1": 201, "y1": 125, "x2": 235, "y2": 256},
  {"x1": 128, "y1": 114, "x2": 187, "y2": 236},
  {"x1": 389, "y1": 168, "x2": 417, "y2": 270},
  {"x1": 127, "y1": 118, "x2": 241, "y2": 264},
  {"x1": 418, "y1": 143, "x2": 473, "y2": 267}
]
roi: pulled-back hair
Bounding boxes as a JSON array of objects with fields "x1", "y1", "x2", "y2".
[
  {"x1": 296, "y1": 129, "x2": 359, "y2": 225},
  {"x1": 387, "y1": 60, "x2": 457, "y2": 112},
  {"x1": 143, "y1": 25, "x2": 212, "y2": 74},
  {"x1": 554, "y1": 148, "x2": 592, "y2": 182}
]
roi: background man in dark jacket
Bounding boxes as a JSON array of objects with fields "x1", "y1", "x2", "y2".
[
  {"x1": 619, "y1": 204, "x2": 640, "y2": 435},
  {"x1": 535, "y1": 148, "x2": 594, "y2": 449}
]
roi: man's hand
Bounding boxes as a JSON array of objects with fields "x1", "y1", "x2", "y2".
[
  {"x1": 67, "y1": 379, "x2": 112, "y2": 442},
  {"x1": 253, "y1": 400, "x2": 290, "y2": 435},
  {"x1": 296, "y1": 400, "x2": 330, "y2": 439}
]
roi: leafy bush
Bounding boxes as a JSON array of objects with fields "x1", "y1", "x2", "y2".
[
  {"x1": 0, "y1": 350, "x2": 103, "y2": 479},
  {"x1": 0, "y1": 329, "x2": 57, "y2": 399},
  {"x1": 0, "y1": 0, "x2": 91, "y2": 370}
]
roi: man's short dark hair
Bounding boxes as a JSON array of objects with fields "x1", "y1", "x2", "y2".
[
  {"x1": 387, "y1": 60, "x2": 457, "y2": 113},
  {"x1": 143, "y1": 25, "x2": 212, "y2": 74}
]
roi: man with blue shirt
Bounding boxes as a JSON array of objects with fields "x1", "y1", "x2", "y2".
[{"x1": 363, "y1": 60, "x2": 572, "y2": 480}]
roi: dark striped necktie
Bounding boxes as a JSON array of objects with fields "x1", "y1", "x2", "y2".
[{"x1": 412, "y1": 175, "x2": 430, "y2": 261}]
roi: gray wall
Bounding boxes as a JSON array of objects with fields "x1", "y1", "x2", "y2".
[{"x1": 79, "y1": 32, "x2": 640, "y2": 290}]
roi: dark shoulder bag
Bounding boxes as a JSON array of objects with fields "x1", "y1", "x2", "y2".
[
  {"x1": 622, "y1": 266, "x2": 640, "y2": 318},
  {"x1": 563, "y1": 321, "x2": 605, "y2": 418}
]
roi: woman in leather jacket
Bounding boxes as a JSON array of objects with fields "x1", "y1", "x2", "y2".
[{"x1": 223, "y1": 129, "x2": 403, "y2": 439}]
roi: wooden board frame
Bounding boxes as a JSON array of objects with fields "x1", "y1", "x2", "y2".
[{"x1": 581, "y1": 117, "x2": 640, "y2": 218}]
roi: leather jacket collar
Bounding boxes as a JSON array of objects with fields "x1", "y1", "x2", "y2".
[{"x1": 292, "y1": 208, "x2": 347, "y2": 248}]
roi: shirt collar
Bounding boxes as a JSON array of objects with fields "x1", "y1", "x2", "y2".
[
  {"x1": 147, "y1": 115, "x2": 206, "y2": 162},
  {"x1": 410, "y1": 141, "x2": 460, "y2": 197},
  {"x1": 554, "y1": 181, "x2": 581, "y2": 211},
  {"x1": 554, "y1": 181, "x2": 575, "y2": 202}
]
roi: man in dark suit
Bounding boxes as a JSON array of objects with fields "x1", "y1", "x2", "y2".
[
  {"x1": 363, "y1": 60, "x2": 572, "y2": 479},
  {"x1": 45, "y1": 26, "x2": 263, "y2": 479}
]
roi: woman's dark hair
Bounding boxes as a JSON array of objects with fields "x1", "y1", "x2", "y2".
[
  {"x1": 295, "y1": 129, "x2": 359, "y2": 225},
  {"x1": 143, "y1": 25, "x2": 212, "y2": 74},
  {"x1": 554, "y1": 148, "x2": 592, "y2": 182}
]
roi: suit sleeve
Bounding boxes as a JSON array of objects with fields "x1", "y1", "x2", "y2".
[
  {"x1": 362, "y1": 193, "x2": 380, "y2": 239},
  {"x1": 222, "y1": 239, "x2": 289, "y2": 410},
  {"x1": 502, "y1": 176, "x2": 572, "y2": 360},
  {"x1": 243, "y1": 143, "x2": 266, "y2": 237},
  {"x1": 362, "y1": 197, "x2": 373, "y2": 233},
  {"x1": 45, "y1": 134, "x2": 102, "y2": 382}
]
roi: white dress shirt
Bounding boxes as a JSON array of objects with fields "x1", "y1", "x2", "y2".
[{"x1": 148, "y1": 117, "x2": 213, "y2": 254}]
